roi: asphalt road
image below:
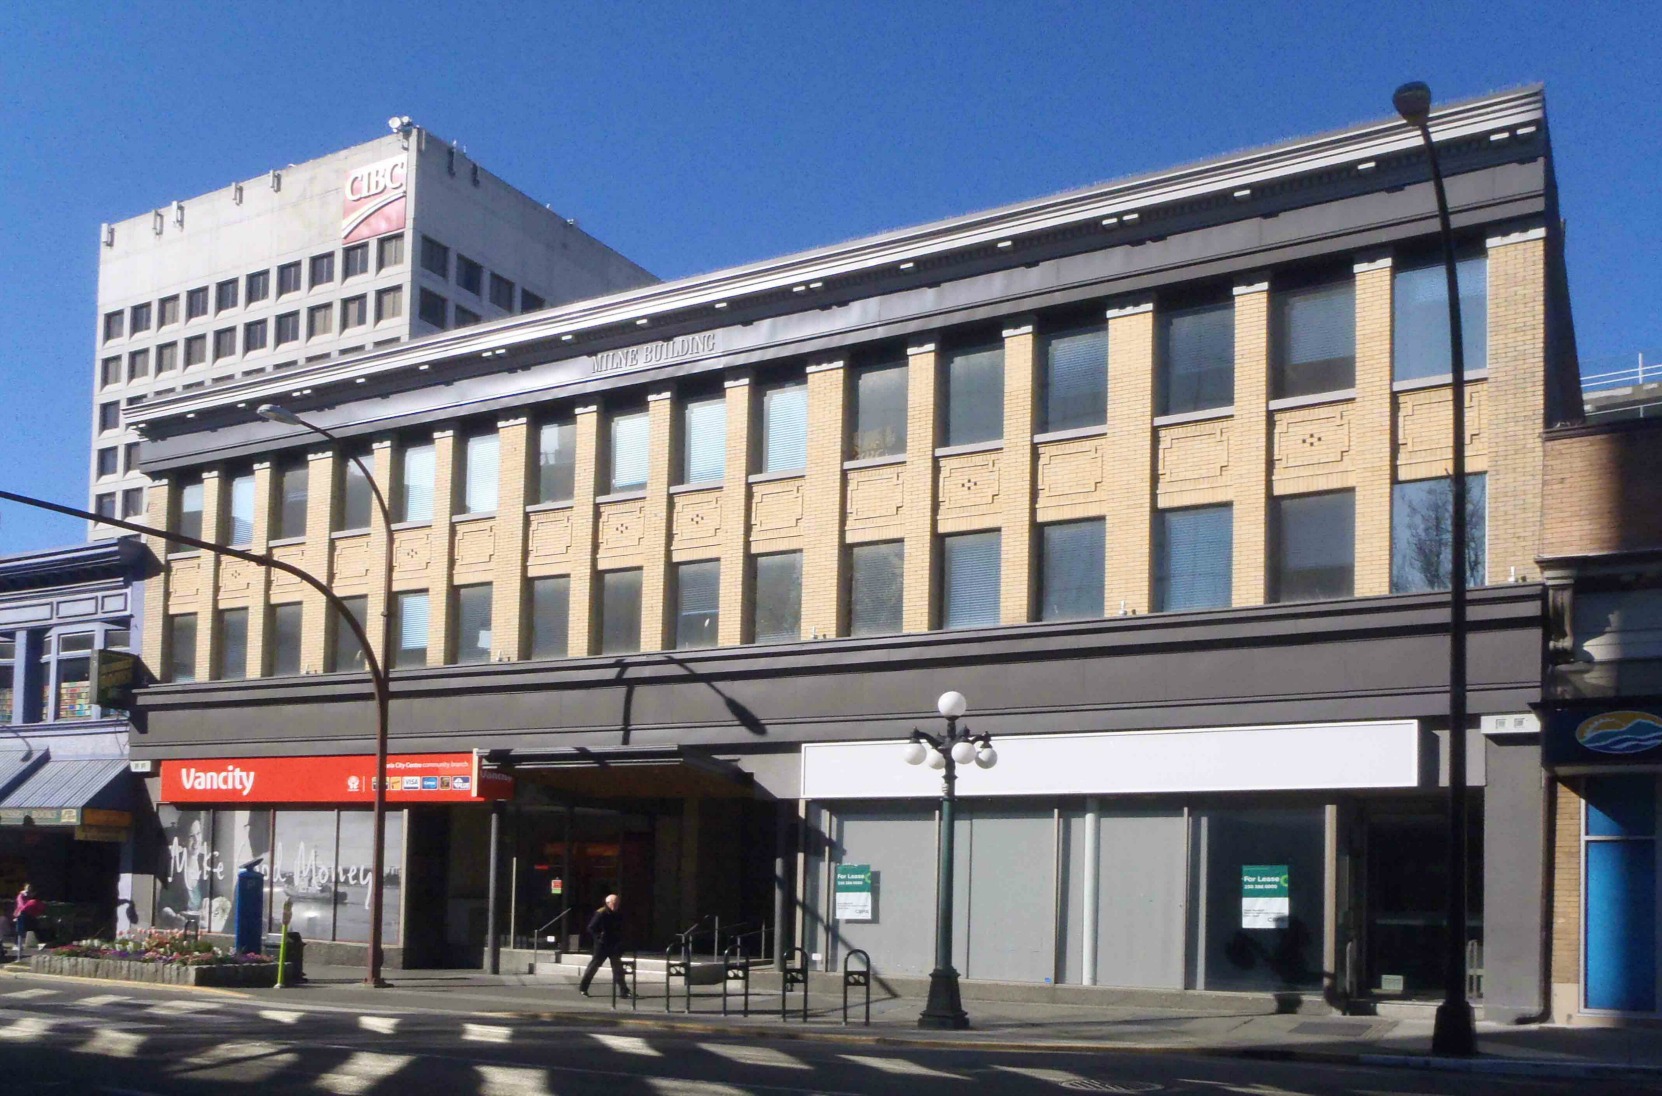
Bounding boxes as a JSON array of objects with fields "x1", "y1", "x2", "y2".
[{"x1": 0, "y1": 976, "x2": 1654, "y2": 1096}]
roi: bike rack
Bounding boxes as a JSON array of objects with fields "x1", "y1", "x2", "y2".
[
  {"x1": 842, "y1": 949, "x2": 871, "y2": 1027},
  {"x1": 612, "y1": 950, "x2": 638, "y2": 1011},
  {"x1": 721, "y1": 940, "x2": 751, "y2": 1017},
  {"x1": 780, "y1": 945, "x2": 808, "y2": 1022},
  {"x1": 664, "y1": 933, "x2": 693, "y2": 1014},
  {"x1": 529, "y1": 908, "x2": 572, "y2": 975}
]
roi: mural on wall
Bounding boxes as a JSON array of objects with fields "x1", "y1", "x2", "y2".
[{"x1": 155, "y1": 808, "x2": 270, "y2": 932}]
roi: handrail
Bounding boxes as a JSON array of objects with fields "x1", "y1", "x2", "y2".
[
  {"x1": 529, "y1": 908, "x2": 573, "y2": 974},
  {"x1": 842, "y1": 949, "x2": 872, "y2": 1027}
]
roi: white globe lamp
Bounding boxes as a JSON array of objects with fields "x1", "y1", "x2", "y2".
[
  {"x1": 902, "y1": 740, "x2": 928, "y2": 766},
  {"x1": 937, "y1": 691, "x2": 968, "y2": 720},
  {"x1": 926, "y1": 749, "x2": 947, "y2": 770},
  {"x1": 975, "y1": 745, "x2": 998, "y2": 769},
  {"x1": 950, "y1": 739, "x2": 977, "y2": 765}
]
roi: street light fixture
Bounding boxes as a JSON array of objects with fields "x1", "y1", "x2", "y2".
[
  {"x1": 1393, "y1": 81, "x2": 1477, "y2": 1057},
  {"x1": 902, "y1": 690, "x2": 996, "y2": 1029},
  {"x1": 257, "y1": 402, "x2": 398, "y2": 988}
]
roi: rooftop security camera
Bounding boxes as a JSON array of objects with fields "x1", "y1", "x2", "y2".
[{"x1": 387, "y1": 115, "x2": 413, "y2": 134}]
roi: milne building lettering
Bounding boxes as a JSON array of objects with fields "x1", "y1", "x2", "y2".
[{"x1": 593, "y1": 332, "x2": 719, "y2": 375}]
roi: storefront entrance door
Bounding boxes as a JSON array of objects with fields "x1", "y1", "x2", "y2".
[{"x1": 1362, "y1": 806, "x2": 1482, "y2": 1000}]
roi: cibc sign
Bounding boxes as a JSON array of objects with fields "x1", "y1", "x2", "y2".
[{"x1": 342, "y1": 153, "x2": 408, "y2": 244}]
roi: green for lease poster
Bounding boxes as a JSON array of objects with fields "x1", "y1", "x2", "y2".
[
  {"x1": 1241, "y1": 864, "x2": 1289, "y2": 929},
  {"x1": 835, "y1": 864, "x2": 873, "y2": 921}
]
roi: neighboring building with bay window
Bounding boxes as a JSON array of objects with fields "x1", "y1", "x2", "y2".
[
  {"x1": 0, "y1": 539, "x2": 146, "y2": 944},
  {"x1": 121, "y1": 88, "x2": 1578, "y2": 1017}
]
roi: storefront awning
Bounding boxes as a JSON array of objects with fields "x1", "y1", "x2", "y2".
[
  {"x1": 487, "y1": 745, "x2": 755, "y2": 799},
  {"x1": 0, "y1": 749, "x2": 49, "y2": 802},
  {"x1": 0, "y1": 755, "x2": 134, "y2": 830}
]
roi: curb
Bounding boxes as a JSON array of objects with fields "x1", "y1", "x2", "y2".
[{"x1": 0, "y1": 965, "x2": 254, "y2": 999}]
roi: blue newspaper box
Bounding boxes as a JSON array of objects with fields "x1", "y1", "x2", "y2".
[{"x1": 233, "y1": 858, "x2": 264, "y2": 955}]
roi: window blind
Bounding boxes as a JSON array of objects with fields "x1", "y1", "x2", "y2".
[
  {"x1": 216, "y1": 609, "x2": 248, "y2": 680},
  {"x1": 1271, "y1": 491, "x2": 1355, "y2": 602},
  {"x1": 752, "y1": 552, "x2": 803, "y2": 643},
  {"x1": 331, "y1": 597, "x2": 368, "y2": 673},
  {"x1": 610, "y1": 413, "x2": 650, "y2": 491},
  {"x1": 1273, "y1": 280, "x2": 1355, "y2": 397},
  {"x1": 178, "y1": 481, "x2": 205, "y2": 540},
  {"x1": 851, "y1": 363, "x2": 908, "y2": 459},
  {"x1": 600, "y1": 570, "x2": 643, "y2": 654},
  {"x1": 683, "y1": 398, "x2": 727, "y2": 483},
  {"x1": 942, "y1": 531, "x2": 1001, "y2": 629},
  {"x1": 278, "y1": 465, "x2": 308, "y2": 539},
  {"x1": 1040, "y1": 519, "x2": 1105, "y2": 620},
  {"x1": 1156, "y1": 506, "x2": 1232, "y2": 611},
  {"x1": 530, "y1": 576, "x2": 570, "y2": 659},
  {"x1": 1160, "y1": 302, "x2": 1234, "y2": 415},
  {"x1": 849, "y1": 541, "x2": 904, "y2": 636},
  {"x1": 537, "y1": 421, "x2": 575, "y2": 502},
  {"x1": 762, "y1": 384, "x2": 808, "y2": 473},
  {"x1": 396, "y1": 592, "x2": 429, "y2": 656},
  {"x1": 229, "y1": 474, "x2": 256, "y2": 545},
  {"x1": 1392, "y1": 256, "x2": 1487, "y2": 381},
  {"x1": 1042, "y1": 327, "x2": 1108, "y2": 432},
  {"x1": 454, "y1": 584, "x2": 493, "y2": 663},
  {"x1": 945, "y1": 345, "x2": 1005, "y2": 446},
  {"x1": 271, "y1": 603, "x2": 304, "y2": 676},
  {"x1": 462, "y1": 435, "x2": 499, "y2": 514},
  {"x1": 675, "y1": 561, "x2": 721, "y2": 649},
  {"x1": 401, "y1": 443, "x2": 436, "y2": 522}
]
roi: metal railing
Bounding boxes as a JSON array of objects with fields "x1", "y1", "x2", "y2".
[
  {"x1": 528, "y1": 909, "x2": 572, "y2": 974},
  {"x1": 1581, "y1": 351, "x2": 1662, "y2": 394},
  {"x1": 842, "y1": 949, "x2": 871, "y2": 1026},
  {"x1": 612, "y1": 950, "x2": 638, "y2": 1010},
  {"x1": 1466, "y1": 938, "x2": 1484, "y2": 1000}
]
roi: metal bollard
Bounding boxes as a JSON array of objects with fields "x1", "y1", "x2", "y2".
[{"x1": 842, "y1": 949, "x2": 871, "y2": 1026}]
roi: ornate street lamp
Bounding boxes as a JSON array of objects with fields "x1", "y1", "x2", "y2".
[
  {"x1": 902, "y1": 690, "x2": 996, "y2": 1029},
  {"x1": 1393, "y1": 81, "x2": 1476, "y2": 1057}
]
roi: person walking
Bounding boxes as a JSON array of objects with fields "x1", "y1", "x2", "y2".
[
  {"x1": 577, "y1": 893, "x2": 630, "y2": 998},
  {"x1": 13, "y1": 884, "x2": 45, "y2": 960}
]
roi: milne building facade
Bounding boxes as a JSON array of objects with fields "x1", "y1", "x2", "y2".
[
  {"x1": 90, "y1": 125, "x2": 655, "y2": 536},
  {"x1": 123, "y1": 88, "x2": 1576, "y2": 1014}
]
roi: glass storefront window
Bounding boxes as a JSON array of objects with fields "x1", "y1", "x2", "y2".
[
  {"x1": 273, "y1": 810, "x2": 340, "y2": 943},
  {"x1": 1197, "y1": 807, "x2": 1325, "y2": 992}
]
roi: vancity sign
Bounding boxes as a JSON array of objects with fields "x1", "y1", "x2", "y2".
[
  {"x1": 161, "y1": 753, "x2": 511, "y2": 805},
  {"x1": 342, "y1": 153, "x2": 407, "y2": 244}
]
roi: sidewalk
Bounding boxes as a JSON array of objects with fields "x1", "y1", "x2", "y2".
[{"x1": 253, "y1": 964, "x2": 1662, "y2": 1081}]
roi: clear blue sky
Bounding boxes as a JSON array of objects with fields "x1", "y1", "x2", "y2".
[{"x1": 1, "y1": 1, "x2": 1654, "y2": 553}]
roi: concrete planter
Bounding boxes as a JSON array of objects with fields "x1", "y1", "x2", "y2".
[{"x1": 29, "y1": 952, "x2": 288, "y2": 988}]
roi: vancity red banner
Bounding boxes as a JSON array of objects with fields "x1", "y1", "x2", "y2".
[{"x1": 160, "y1": 753, "x2": 512, "y2": 805}]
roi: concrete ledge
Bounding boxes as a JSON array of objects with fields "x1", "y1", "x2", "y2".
[
  {"x1": 796, "y1": 969, "x2": 1331, "y2": 1014},
  {"x1": 28, "y1": 953, "x2": 289, "y2": 988}
]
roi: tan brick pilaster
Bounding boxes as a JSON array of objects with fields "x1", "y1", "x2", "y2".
[
  {"x1": 802, "y1": 360, "x2": 847, "y2": 638},
  {"x1": 428, "y1": 428, "x2": 457, "y2": 665},
  {"x1": 640, "y1": 392, "x2": 675, "y2": 652},
  {"x1": 1231, "y1": 278, "x2": 1270, "y2": 605},
  {"x1": 903, "y1": 342, "x2": 940, "y2": 632},
  {"x1": 300, "y1": 449, "x2": 337, "y2": 673},
  {"x1": 140, "y1": 479, "x2": 174, "y2": 677},
  {"x1": 492, "y1": 417, "x2": 530, "y2": 660},
  {"x1": 194, "y1": 468, "x2": 224, "y2": 676},
  {"x1": 1000, "y1": 321, "x2": 1037, "y2": 624},
  {"x1": 568, "y1": 406, "x2": 601, "y2": 655},
  {"x1": 1104, "y1": 302, "x2": 1154, "y2": 614},
  {"x1": 1353, "y1": 252, "x2": 1394, "y2": 596},
  {"x1": 365, "y1": 439, "x2": 394, "y2": 666},
  {"x1": 245, "y1": 461, "x2": 274, "y2": 675},
  {"x1": 717, "y1": 375, "x2": 754, "y2": 645},
  {"x1": 1485, "y1": 229, "x2": 1547, "y2": 583}
]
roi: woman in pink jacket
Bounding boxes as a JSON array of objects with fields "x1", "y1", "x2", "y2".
[{"x1": 13, "y1": 884, "x2": 45, "y2": 958}]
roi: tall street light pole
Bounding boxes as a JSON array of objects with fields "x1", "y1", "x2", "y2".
[
  {"x1": 901, "y1": 690, "x2": 997, "y2": 1030},
  {"x1": 1393, "y1": 81, "x2": 1476, "y2": 1057},
  {"x1": 0, "y1": 486, "x2": 392, "y2": 985},
  {"x1": 256, "y1": 404, "x2": 396, "y2": 988}
]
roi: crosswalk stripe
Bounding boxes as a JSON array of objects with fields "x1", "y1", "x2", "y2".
[
  {"x1": 77, "y1": 994, "x2": 133, "y2": 1008},
  {"x1": 358, "y1": 1015, "x2": 399, "y2": 1034},
  {"x1": 177, "y1": 1040, "x2": 298, "y2": 1083},
  {"x1": 477, "y1": 1064, "x2": 554, "y2": 1096},
  {"x1": 588, "y1": 1032, "x2": 661, "y2": 1057},
  {"x1": 259, "y1": 1009, "x2": 305, "y2": 1024},
  {"x1": 839, "y1": 1054, "x2": 964, "y2": 1079},
  {"x1": 699, "y1": 1042, "x2": 811, "y2": 1070},
  {"x1": 0, "y1": 1016, "x2": 56, "y2": 1041},
  {"x1": 314, "y1": 1051, "x2": 411, "y2": 1095},
  {"x1": 462, "y1": 1022, "x2": 513, "y2": 1044},
  {"x1": 3, "y1": 988, "x2": 57, "y2": 999},
  {"x1": 645, "y1": 1081, "x2": 753, "y2": 1096},
  {"x1": 77, "y1": 1027, "x2": 145, "y2": 1058}
]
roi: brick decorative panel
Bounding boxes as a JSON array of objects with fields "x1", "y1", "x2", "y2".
[
  {"x1": 1156, "y1": 420, "x2": 1232, "y2": 506},
  {"x1": 1272, "y1": 403, "x2": 1355, "y2": 493},
  {"x1": 671, "y1": 489, "x2": 723, "y2": 552},
  {"x1": 845, "y1": 465, "x2": 905, "y2": 539},
  {"x1": 527, "y1": 510, "x2": 573, "y2": 567},
  {"x1": 331, "y1": 535, "x2": 372, "y2": 589},
  {"x1": 597, "y1": 500, "x2": 647, "y2": 559},
  {"x1": 453, "y1": 520, "x2": 497, "y2": 580},
  {"x1": 937, "y1": 451, "x2": 1002, "y2": 521},
  {"x1": 1396, "y1": 382, "x2": 1488, "y2": 480},
  {"x1": 1035, "y1": 437, "x2": 1107, "y2": 517},
  {"x1": 167, "y1": 557, "x2": 202, "y2": 609},
  {"x1": 268, "y1": 543, "x2": 307, "y2": 594},
  {"x1": 392, "y1": 528, "x2": 434, "y2": 578},
  {"x1": 216, "y1": 557, "x2": 258, "y2": 600},
  {"x1": 750, "y1": 477, "x2": 805, "y2": 547}
]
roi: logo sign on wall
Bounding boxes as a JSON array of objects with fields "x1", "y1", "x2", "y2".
[
  {"x1": 1544, "y1": 706, "x2": 1662, "y2": 766},
  {"x1": 342, "y1": 154, "x2": 407, "y2": 243},
  {"x1": 1241, "y1": 865, "x2": 1290, "y2": 930},
  {"x1": 1576, "y1": 710, "x2": 1662, "y2": 755},
  {"x1": 161, "y1": 753, "x2": 512, "y2": 804}
]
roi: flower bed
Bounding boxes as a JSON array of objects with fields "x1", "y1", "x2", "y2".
[{"x1": 29, "y1": 930, "x2": 287, "y2": 988}]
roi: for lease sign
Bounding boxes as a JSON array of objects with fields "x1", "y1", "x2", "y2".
[{"x1": 161, "y1": 753, "x2": 511, "y2": 804}]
